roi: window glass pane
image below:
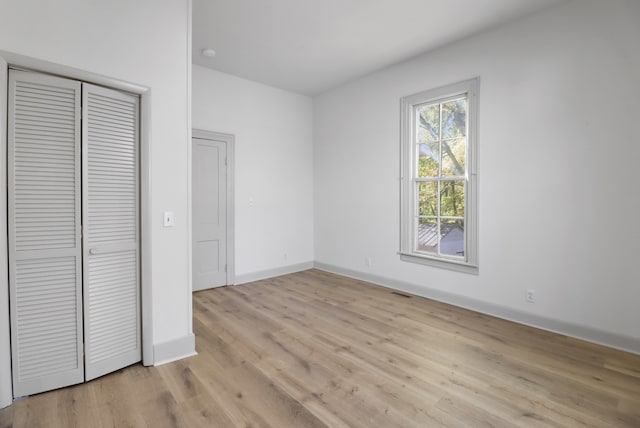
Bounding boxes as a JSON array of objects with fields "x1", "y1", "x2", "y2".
[
  {"x1": 418, "y1": 143, "x2": 439, "y2": 177},
  {"x1": 441, "y1": 138, "x2": 466, "y2": 177},
  {"x1": 418, "y1": 182, "x2": 438, "y2": 216},
  {"x1": 440, "y1": 180, "x2": 465, "y2": 217},
  {"x1": 417, "y1": 218, "x2": 437, "y2": 253},
  {"x1": 442, "y1": 99, "x2": 466, "y2": 139},
  {"x1": 440, "y1": 219, "x2": 464, "y2": 256},
  {"x1": 417, "y1": 104, "x2": 439, "y2": 143}
]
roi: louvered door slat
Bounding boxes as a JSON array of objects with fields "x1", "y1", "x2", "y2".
[
  {"x1": 83, "y1": 84, "x2": 141, "y2": 381},
  {"x1": 8, "y1": 70, "x2": 84, "y2": 397}
]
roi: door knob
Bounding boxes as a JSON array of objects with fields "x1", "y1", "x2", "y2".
[{"x1": 89, "y1": 248, "x2": 97, "y2": 255}]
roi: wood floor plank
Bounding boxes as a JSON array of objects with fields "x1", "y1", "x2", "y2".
[{"x1": 1, "y1": 268, "x2": 639, "y2": 427}]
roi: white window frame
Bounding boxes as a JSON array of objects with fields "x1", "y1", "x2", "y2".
[{"x1": 399, "y1": 78, "x2": 478, "y2": 274}]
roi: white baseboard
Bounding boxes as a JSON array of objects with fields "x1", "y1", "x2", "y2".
[
  {"x1": 313, "y1": 262, "x2": 640, "y2": 355},
  {"x1": 235, "y1": 261, "x2": 314, "y2": 285},
  {"x1": 153, "y1": 333, "x2": 197, "y2": 366}
]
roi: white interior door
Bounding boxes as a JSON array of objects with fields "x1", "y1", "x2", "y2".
[
  {"x1": 82, "y1": 83, "x2": 141, "y2": 381},
  {"x1": 8, "y1": 70, "x2": 84, "y2": 396},
  {"x1": 192, "y1": 137, "x2": 227, "y2": 290}
]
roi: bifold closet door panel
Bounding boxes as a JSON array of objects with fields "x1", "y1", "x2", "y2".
[
  {"x1": 82, "y1": 83, "x2": 141, "y2": 381},
  {"x1": 8, "y1": 70, "x2": 84, "y2": 396}
]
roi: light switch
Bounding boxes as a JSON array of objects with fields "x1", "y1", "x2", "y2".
[{"x1": 163, "y1": 211, "x2": 175, "y2": 227}]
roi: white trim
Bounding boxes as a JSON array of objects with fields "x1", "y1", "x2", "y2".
[
  {"x1": 186, "y1": 0, "x2": 194, "y2": 357},
  {"x1": 0, "y1": 52, "x2": 148, "y2": 94},
  {"x1": 226, "y1": 138, "x2": 236, "y2": 284},
  {"x1": 192, "y1": 129, "x2": 236, "y2": 285},
  {"x1": 235, "y1": 262, "x2": 314, "y2": 285},
  {"x1": 313, "y1": 262, "x2": 640, "y2": 356},
  {"x1": 0, "y1": 57, "x2": 12, "y2": 409},
  {"x1": 400, "y1": 77, "x2": 479, "y2": 271},
  {"x1": 399, "y1": 252, "x2": 478, "y2": 274},
  {"x1": 140, "y1": 86, "x2": 154, "y2": 367},
  {"x1": 153, "y1": 334, "x2": 197, "y2": 366},
  {"x1": 0, "y1": 51, "x2": 155, "y2": 404}
]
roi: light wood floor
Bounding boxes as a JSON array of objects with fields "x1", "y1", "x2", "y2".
[{"x1": 1, "y1": 269, "x2": 639, "y2": 427}]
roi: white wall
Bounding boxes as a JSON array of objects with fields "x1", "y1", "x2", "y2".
[
  {"x1": 314, "y1": 0, "x2": 640, "y2": 351},
  {"x1": 0, "y1": 0, "x2": 193, "y2": 407},
  {"x1": 192, "y1": 66, "x2": 314, "y2": 280}
]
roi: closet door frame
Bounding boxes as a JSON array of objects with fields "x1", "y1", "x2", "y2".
[{"x1": 0, "y1": 51, "x2": 153, "y2": 404}]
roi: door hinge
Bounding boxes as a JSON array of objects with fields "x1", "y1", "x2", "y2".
[
  {"x1": 225, "y1": 157, "x2": 227, "y2": 166},
  {"x1": 225, "y1": 264, "x2": 227, "y2": 273}
]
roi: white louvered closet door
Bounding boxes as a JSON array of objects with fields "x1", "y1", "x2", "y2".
[
  {"x1": 8, "y1": 70, "x2": 84, "y2": 396},
  {"x1": 82, "y1": 83, "x2": 141, "y2": 381}
]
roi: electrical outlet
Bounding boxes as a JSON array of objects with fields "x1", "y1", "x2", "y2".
[
  {"x1": 283, "y1": 253, "x2": 288, "y2": 261},
  {"x1": 365, "y1": 257, "x2": 372, "y2": 267},
  {"x1": 526, "y1": 289, "x2": 535, "y2": 303}
]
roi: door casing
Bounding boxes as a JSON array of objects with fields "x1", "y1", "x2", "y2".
[{"x1": 0, "y1": 51, "x2": 153, "y2": 404}]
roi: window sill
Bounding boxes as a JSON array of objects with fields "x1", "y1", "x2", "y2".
[{"x1": 399, "y1": 252, "x2": 478, "y2": 275}]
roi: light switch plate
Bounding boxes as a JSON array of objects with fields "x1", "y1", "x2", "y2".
[{"x1": 163, "y1": 211, "x2": 175, "y2": 227}]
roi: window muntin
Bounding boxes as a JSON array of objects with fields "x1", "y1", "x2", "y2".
[{"x1": 400, "y1": 78, "x2": 478, "y2": 272}]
